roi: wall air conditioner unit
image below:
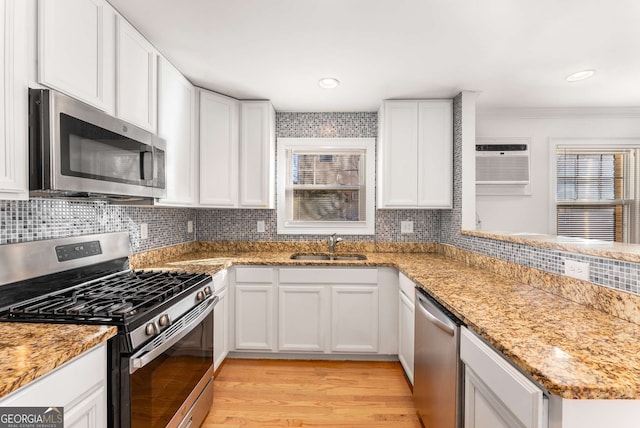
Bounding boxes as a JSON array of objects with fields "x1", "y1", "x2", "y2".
[{"x1": 476, "y1": 137, "x2": 531, "y2": 196}]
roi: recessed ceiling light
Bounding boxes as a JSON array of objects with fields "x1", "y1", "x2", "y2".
[
  {"x1": 565, "y1": 69, "x2": 596, "y2": 82},
  {"x1": 318, "y1": 77, "x2": 340, "y2": 89}
]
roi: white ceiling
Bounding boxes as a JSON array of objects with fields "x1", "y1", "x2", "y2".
[{"x1": 108, "y1": 0, "x2": 640, "y2": 112}]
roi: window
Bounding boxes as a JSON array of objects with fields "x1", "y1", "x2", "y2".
[
  {"x1": 277, "y1": 138, "x2": 375, "y2": 235},
  {"x1": 556, "y1": 147, "x2": 638, "y2": 243}
]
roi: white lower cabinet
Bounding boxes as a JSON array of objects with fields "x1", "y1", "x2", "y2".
[
  {"x1": 398, "y1": 273, "x2": 415, "y2": 384},
  {"x1": 230, "y1": 266, "x2": 394, "y2": 356},
  {"x1": 278, "y1": 286, "x2": 327, "y2": 352},
  {"x1": 233, "y1": 267, "x2": 276, "y2": 351},
  {"x1": 461, "y1": 327, "x2": 548, "y2": 428},
  {"x1": 331, "y1": 285, "x2": 379, "y2": 353},
  {"x1": 213, "y1": 270, "x2": 229, "y2": 371},
  {"x1": 0, "y1": 343, "x2": 107, "y2": 428}
]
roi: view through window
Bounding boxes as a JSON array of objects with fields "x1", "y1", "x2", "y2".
[{"x1": 556, "y1": 147, "x2": 639, "y2": 243}]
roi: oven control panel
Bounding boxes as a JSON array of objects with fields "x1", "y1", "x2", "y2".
[{"x1": 55, "y1": 240, "x2": 102, "y2": 262}]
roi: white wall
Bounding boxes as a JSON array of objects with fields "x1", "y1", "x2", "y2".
[{"x1": 475, "y1": 109, "x2": 640, "y2": 234}]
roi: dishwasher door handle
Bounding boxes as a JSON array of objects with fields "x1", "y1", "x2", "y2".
[{"x1": 416, "y1": 293, "x2": 455, "y2": 336}]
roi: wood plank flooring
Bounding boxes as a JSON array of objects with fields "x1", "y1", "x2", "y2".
[{"x1": 203, "y1": 359, "x2": 421, "y2": 427}]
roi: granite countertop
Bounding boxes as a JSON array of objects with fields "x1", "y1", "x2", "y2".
[
  {"x1": 138, "y1": 248, "x2": 640, "y2": 401},
  {"x1": 0, "y1": 324, "x2": 117, "y2": 399}
]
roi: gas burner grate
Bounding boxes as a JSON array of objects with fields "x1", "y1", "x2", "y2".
[{"x1": 6, "y1": 270, "x2": 210, "y2": 324}]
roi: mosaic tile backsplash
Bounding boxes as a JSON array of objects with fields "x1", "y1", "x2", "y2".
[{"x1": 0, "y1": 199, "x2": 195, "y2": 253}]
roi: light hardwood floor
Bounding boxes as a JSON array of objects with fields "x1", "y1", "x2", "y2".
[{"x1": 203, "y1": 359, "x2": 421, "y2": 427}]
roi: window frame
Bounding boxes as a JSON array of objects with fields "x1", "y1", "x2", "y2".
[{"x1": 277, "y1": 138, "x2": 376, "y2": 235}]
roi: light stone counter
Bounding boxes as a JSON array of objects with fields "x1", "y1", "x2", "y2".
[
  {"x1": 129, "y1": 241, "x2": 640, "y2": 400},
  {"x1": 0, "y1": 324, "x2": 117, "y2": 399}
]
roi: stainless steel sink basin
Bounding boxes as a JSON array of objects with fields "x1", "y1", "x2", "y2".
[{"x1": 290, "y1": 253, "x2": 367, "y2": 261}]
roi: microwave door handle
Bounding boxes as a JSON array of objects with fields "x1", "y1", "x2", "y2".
[
  {"x1": 139, "y1": 150, "x2": 153, "y2": 182},
  {"x1": 152, "y1": 146, "x2": 159, "y2": 186}
]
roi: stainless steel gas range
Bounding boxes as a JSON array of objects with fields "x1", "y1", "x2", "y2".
[{"x1": 0, "y1": 232, "x2": 216, "y2": 428}]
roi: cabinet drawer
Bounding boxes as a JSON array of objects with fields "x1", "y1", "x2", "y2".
[
  {"x1": 235, "y1": 267, "x2": 274, "y2": 283},
  {"x1": 279, "y1": 268, "x2": 378, "y2": 284},
  {"x1": 398, "y1": 273, "x2": 415, "y2": 303},
  {"x1": 461, "y1": 328, "x2": 545, "y2": 428}
]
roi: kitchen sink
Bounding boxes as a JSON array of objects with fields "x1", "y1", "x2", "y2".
[{"x1": 290, "y1": 253, "x2": 367, "y2": 261}]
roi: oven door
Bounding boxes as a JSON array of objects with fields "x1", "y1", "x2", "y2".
[{"x1": 126, "y1": 296, "x2": 216, "y2": 428}]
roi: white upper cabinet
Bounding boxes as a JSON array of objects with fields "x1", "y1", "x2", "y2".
[
  {"x1": 0, "y1": 0, "x2": 28, "y2": 199},
  {"x1": 156, "y1": 57, "x2": 197, "y2": 206},
  {"x1": 239, "y1": 101, "x2": 275, "y2": 208},
  {"x1": 198, "y1": 89, "x2": 239, "y2": 207},
  {"x1": 115, "y1": 15, "x2": 157, "y2": 132},
  {"x1": 38, "y1": 0, "x2": 116, "y2": 113},
  {"x1": 378, "y1": 99, "x2": 453, "y2": 209}
]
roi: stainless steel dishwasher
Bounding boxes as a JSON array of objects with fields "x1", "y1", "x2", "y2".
[{"x1": 414, "y1": 288, "x2": 464, "y2": 428}]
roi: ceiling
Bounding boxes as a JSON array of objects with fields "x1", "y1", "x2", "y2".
[{"x1": 108, "y1": 0, "x2": 640, "y2": 112}]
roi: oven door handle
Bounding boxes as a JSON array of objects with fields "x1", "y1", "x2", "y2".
[{"x1": 129, "y1": 295, "x2": 217, "y2": 374}]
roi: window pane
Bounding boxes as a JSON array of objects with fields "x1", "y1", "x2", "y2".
[
  {"x1": 287, "y1": 149, "x2": 365, "y2": 223},
  {"x1": 293, "y1": 189, "x2": 363, "y2": 221},
  {"x1": 556, "y1": 153, "x2": 623, "y2": 201},
  {"x1": 557, "y1": 206, "x2": 621, "y2": 241}
]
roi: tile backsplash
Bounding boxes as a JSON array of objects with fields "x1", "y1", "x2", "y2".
[{"x1": 0, "y1": 199, "x2": 195, "y2": 253}]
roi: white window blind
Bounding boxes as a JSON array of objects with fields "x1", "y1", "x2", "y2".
[
  {"x1": 556, "y1": 149, "x2": 632, "y2": 242},
  {"x1": 290, "y1": 151, "x2": 366, "y2": 222}
]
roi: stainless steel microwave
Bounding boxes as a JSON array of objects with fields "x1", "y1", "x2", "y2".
[{"x1": 28, "y1": 88, "x2": 166, "y2": 201}]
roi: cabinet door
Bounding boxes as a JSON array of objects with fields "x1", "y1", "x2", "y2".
[
  {"x1": 461, "y1": 327, "x2": 547, "y2": 428},
  {"x1": 199, "y1": 90, "x2": 239, "y2": 207},
  {"x1": 157, "y1": 57, "x2": 197, "y2": 206},
  {"x1": 379, "y1": 101, "x2": 418, "y2": 207},
  {"x1": 38, "y1": 0, "x2": 115, "y2": 112},
  {"x1": 417, "y1": 100, "x2": 453, "y2": 208},
  {"x1": 398, "y1": 290, "x2": 415, "y2": 384},
  {"x1": 64, "y1": 386, "x2": 106, "y2": 428},
  {"x1": 239, "y1": 101, "x2": 275, "y2": 208},
  {"x1": 116, "y1": 16, "x2": 157, "y2": 132},
  {"x1": 214, "y1": 287, "x2": 228, "y2": 371},
  {"x1": 235, "y1": 284, "x2": 274, "y2": 350},
  {"x1": 465, "y1": 367, "x2": 519, "y2": 428},
  {"x1": 0, "y1": 0, "x2": 28, "y2": 199},
  {"x1": 331, "y1": 286, "x2": 379, "y2": 353},
  {"x1": 278, "y1": 286, "x2": 327, "y2": 352}
]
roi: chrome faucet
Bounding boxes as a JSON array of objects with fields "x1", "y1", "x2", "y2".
[{"x1": 327, "y1": 233, "x2": 343, "y2": 254}]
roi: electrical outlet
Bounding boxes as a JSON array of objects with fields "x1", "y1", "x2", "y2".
[
  {"x1": 187, "y1": 220, "x2": 194, "y2": 234},
  {"x1": 140, "y1": 223, "x2": 148, "y2": 240},
  {"x1": 401, "y1": 221, "x2": 414, "y2": 234},
  {"x1": 564, "y1": 259, "x2": 589, "y2": 281},
  {"x1": 257, "y1": 220, "x2": 266, "y2": 233}
]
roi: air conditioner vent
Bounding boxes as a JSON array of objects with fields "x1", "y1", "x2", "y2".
[
  {"x1": 476, "y1": 137, "x2": 531, "y2": 196},
  {"x1": 476, "y1": 141, "x2": 530, "y2": 184}
]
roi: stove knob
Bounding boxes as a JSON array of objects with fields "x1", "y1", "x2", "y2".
[
  {"x1": 158, "y1": 314, "x2": 171, "y2": 327},
  {"x1": 203, "y1": 286, "x2": 212, "y2": 297},
  {"x1": 196, "y1": 291, "x2": 205, "y2": 302},
  {"x1": 145, "y1": 323, "x2": 158, "y2": 336}
]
